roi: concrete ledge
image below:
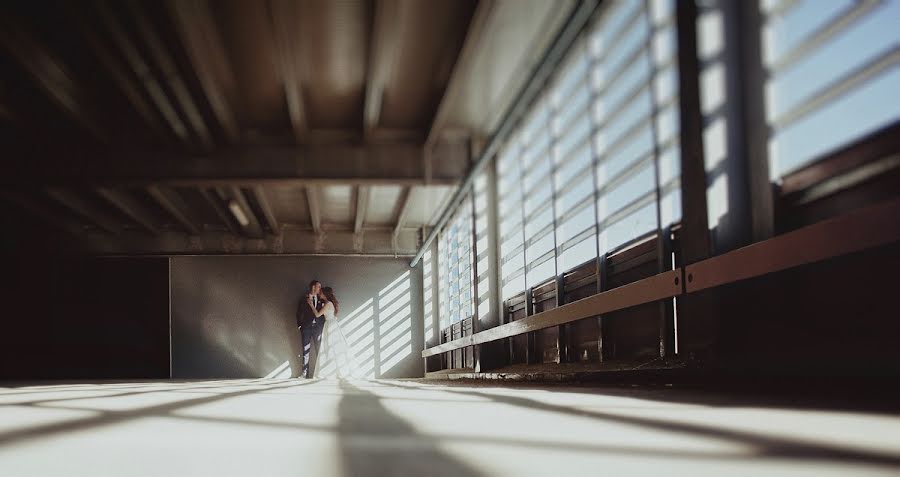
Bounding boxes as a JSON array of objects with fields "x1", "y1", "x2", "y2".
[{"x1": 425, "y1": 359, "x2": 690, "y2": 383}]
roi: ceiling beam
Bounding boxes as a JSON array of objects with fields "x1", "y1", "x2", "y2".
[
  {"x1": 297, "y1": 127, "x2": 424, "y2": 145},
  {"x1": 75, "y1": 12, "x2": 166, "y2": 140},
  {"x1": 425, "y1": 0, "x2": 497, "y2": 151},
  {"x1": 146, "y1": 185, "x2": 200, "y2": 235},
  {"x1": 0, "y1": 18, "x2": 108, "y2": 142},
  {"x1": 270, "y1": 0, "x2": 307, "y2": 143},
  {"x1": 95, "y1": 1, "x2": 190, "y2": 144},
  {"x1": 306, "y1": 186, "x2": 321, "y2": 234},
  {"x1": 45, "y1": 188, "x2": 121, "y2": 235},
  {"x1": 0, "y1": 190, "x2": 86, "y2": 238},
  {"x1": 368, "y1": 127, "x2": 424, "y2": 144},
  {"x1": 167, "y1": 0, "x2": 240, "y2": 144},
  {"x1": 225, "y1": 187, "x2": 264, "y2": 239},
  {"x1": 128, "y1": 0, "x2": 214, "y2": 149},
  {"x1": 364, "y1": 0, "x2": 408, "y2": 139},
  {"x1": 305, "y1": 128, "x2": 361, "y2": 145},
  {"x1": 199, "y1": 188, "x2": 238, "y2": 234},
  {"x1": 11, "y1": 144, "x2": 465, "y2": 187},
  {"x1": 251, "y1": 186, "x2": 279, "y2": 235},
  {"x1": 79, "y1": 228, "x2": 423, "y2": 256},
  {"x1": 392, "y1": 186, "x2": 414, "y2": 239},
  {"x1": 354, "y1": 186, "x2": 370, "y2": 234},
  {"x1": 96, "y1": 187, "x2": 161, "y2": 235}
]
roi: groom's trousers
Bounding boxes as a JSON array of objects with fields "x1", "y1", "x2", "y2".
[{"x1": 299, "y1": 321, "x2": 323, "y2": 378}]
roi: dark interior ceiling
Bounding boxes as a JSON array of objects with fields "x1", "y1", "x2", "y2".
[
  {"x1": 1, "y1": 0, "x2": 477, "y2": 148},
  {"x1": 0, "y1": 0, "x2": 484, "y2": 255}
]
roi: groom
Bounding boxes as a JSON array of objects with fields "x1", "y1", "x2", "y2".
[{"x1": 296, "y1": 279, "x2": 324, "y2": 378}]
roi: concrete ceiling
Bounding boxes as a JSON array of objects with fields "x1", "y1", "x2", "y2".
[
  {"x1": 0, "y1": 0, "x2": 574, "y2": 255},
  {"x1": 428, "y1": 0, "x2": 577, "y2": 144}
]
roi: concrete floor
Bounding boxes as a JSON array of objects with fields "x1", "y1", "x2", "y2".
[{"x1": 1, "y1": 379, "x2": 899, "y2": 476}]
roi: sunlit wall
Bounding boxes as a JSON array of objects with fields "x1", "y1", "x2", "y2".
[{"x1": 170, "y1": 256, "x2": 423, "y2": 379}]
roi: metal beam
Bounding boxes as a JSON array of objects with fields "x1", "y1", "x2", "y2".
[
  {"x1": 410, "y1": 0, "x2": 603, "y2": 267},
  {"x1": 45, "y1": 188, "x2": 121, "y2": 235},
  {"x1": 767, "y1": 0, "x2": 880, "y2": 76},
  {"x1": 675, "y1": 0, "x2": 711, "y2": 264},
  {"x1": 739, "y1": 0, "x2": 774, "y2": 243},
  {"x1": 364, "y1": 0, "x2": 407, "y2": 138},
  {"x1": 75, "y1": 10, "x2": 166, "y2": 139},
  {"x1": 251, "y1": 186, "x2": 279, "y2": 235},
  {"x1": 146, "y1": 185, "x2": 200, "y2": 235},
  {"x1": 10, "y1": 144, "x2": 464, "y2": 188},
  {"x1": 301, "y1": 127, "x2": 424, "y2": 145},
  {"x1": 95, "y1": 1, "x2": 190, "y2": 144},
  {"x1": 306, "y1": 186, "x2": 321, "y2": 234},
  {"x1": 0, "y1": 17, "x2": 107, "y2": 142},
  {"x1": 425, "y1": 0, "x2": 496, "y2": 150},
  {"x1": 96, "y1": 187, "x2": 160, "y2": 235},
  {"x1": 226, "y1": 187, "x2": 264, "y2": 239},
  {"x1": 354, "y1": 186, "x2": 370, "y2": 234},
  {"x1": 0, "y1": 190, "x2": 86, "y2": 238},
  {"x1": 199, "y1": 188, "x2": 238, "y2": 234},
  {"x1": 128, "y1": 0, "x2": 213, "y2": 149},
  {"x1": 780, "y1": 121, "x2": 900, "y2": 196},
  {"x1": 270, "y1": 0, "x2": 307, "y2": 143},
  {"x1": 167, "y1": 0, "x2": 240, "y2": 143},
  {"x1": 368, "y1": 127, "x2": 424, "y2": 144},
  {"x1": 79, "y1": 227, "x2": 423, "y2": 256},
  {"x1": 685, "y1": 196, "x2": 900, "y2": 293},
  {"x1": 392, "y1": 186, "x2": 414, "y2": 238}
]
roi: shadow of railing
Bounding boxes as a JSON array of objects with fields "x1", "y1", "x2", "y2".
[{"x1": 309, "y1": 270, "x2": 415, "y2": 379}]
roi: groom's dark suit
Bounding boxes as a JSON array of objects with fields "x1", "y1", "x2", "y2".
[{"x1": 296, "y1": 295, "x2": 324, "y2": 378}]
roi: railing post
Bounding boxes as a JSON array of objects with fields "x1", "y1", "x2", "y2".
[
  {"x1": 659, "y1": 225, "x2": 676, "y2": 357},
  {"x1": 740, "y1": 0, "x2": 775, "y2": 243},
  {"x1": 644, "y1": 0, "x2": 674, "y2": 360},
  {"x1": 675, "y1": 0, "x2": 716, "y2": 361},
  {"x1": 469, "y1": 183, "x2": 480, "y2": 371},
  {"x1": 556, "y1": 273, "x2": 568, "y2": 363},
  {"x1": 424, "y1": 237, "x2": 442, "y2": 374},
  {"x1": 477, "y1": 157, "x2": 504, "y2": 371},
  {"x1": 525, "y1": 288, "x2": 536, "y2": 364},
  {"x1": 597, "y1": 252, "x2": 609, "y2": 361}
]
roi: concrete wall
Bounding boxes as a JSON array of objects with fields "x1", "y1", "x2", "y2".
[{"x1": 171, "y1": 256, "x2": 423, "y2": 379}]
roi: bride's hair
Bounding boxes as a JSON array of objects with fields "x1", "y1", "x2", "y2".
[{"x1": 321, "y1": 287, "x2": 339, "y2": 315}]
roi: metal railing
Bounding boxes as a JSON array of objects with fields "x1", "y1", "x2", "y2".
[{"x1": 422, "y1": 196, "x2": 900, "y2": 359}]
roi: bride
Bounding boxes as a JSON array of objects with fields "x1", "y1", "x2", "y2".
[{"x1": 306, "y1": 286, "x2": 360, "y2": 378}]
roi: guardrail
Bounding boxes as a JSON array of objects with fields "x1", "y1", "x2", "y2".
[{"x1": 422, "y1": 196, "x2": 900, "y2": 359}]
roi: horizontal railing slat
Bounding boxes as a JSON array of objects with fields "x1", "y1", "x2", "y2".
[
  {"x1": 685, "y1": 196, "x2": 900, "y2": 293},
  {"x1": 422, "y1": 269, "x2": 681, "y2": 358}
]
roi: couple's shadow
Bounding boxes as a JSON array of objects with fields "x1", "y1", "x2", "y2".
[{"x1": 336, "y1": 380, "x2": 483, "y2": 476}]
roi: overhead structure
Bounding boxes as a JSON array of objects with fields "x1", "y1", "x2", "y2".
[{"x1": 0, "y1": 0, "x2": 579, "y2": 255}]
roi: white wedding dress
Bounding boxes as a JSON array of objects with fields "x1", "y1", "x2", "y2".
[{"x1": 318, "y1": 302, "x2": 361, "y2": 378}]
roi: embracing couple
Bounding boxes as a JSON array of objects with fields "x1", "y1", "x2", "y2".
[{"x1": 295, "y1": 279, "x2": 358, "y2": 378}]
